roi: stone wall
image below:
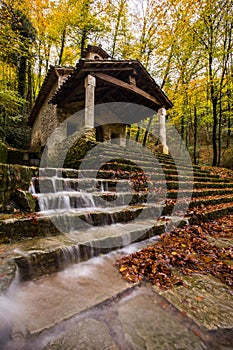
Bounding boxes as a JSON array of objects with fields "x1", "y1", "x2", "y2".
[
  {"x1": 31, "y1": 83, "x2": 59, "y2": 149},
  {"x1": 7, "y1": 149, "x2": 41, "y2": 166},
  {"x1": 0, "y1": 163, "x2": 38, "y2": 211}
]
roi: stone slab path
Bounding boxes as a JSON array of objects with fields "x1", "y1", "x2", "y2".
[{"x1": 1, "y1": 238, "x2": 232, "y2": 350}]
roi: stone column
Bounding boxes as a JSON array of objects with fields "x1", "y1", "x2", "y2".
[
  {"x1": 158, "y1": 107, "x2": 169, "y2": 154},
  {"x1": 84, "y1": 75, "x2": 96, "y2": 128}
]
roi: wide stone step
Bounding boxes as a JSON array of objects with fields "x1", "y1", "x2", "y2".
[
  {"x1": 36, "y1": 176, "x2": 233, "y2": 198},
  {"x1": 38, "y1": 174, "x2": 227, "y2": 194},
  {"x1": 79, "y1": 151, "x2": 203, "y2": 169},
  {"x1": 37, "y1": 175, "x2": 231, "y2": 195},
  {"x1": 36, "y1": 191, "x2": 158, "y2": 210},
  {"x1": 166, "y1": 181, "x2": 233, "y2": 190},
  {"x1": 73, "y1": 156, "x2": 211, "y2": 175},
  {"x1": 13, "y1": 219, "x2": 169, "y2": 282},
  {"x1": 94, "y1": 144, "x2": 195, "y2": 166},
  {"x1": 5, "y1": 237, "x2": 174, "y2": 338},
  {"x1": 0, "y1": 204, "x2": 167, "y2": 244},
  {"x1": 75, "y1": 162, "x2": 216, "y2": 178},
  {"x1": 188, "y1": 202, "x2": 233, "y2": 224},
  {"x1": 167, "y1": 188, "x2": 233, "y2": 199},
  {"x1": 189, "y1": 194, "x2": 233, "y2": 208},
  {"x1": 39, "y1": 167, "x2": 221, "y2": 182}
]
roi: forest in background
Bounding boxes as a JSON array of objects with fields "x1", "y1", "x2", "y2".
[{"x1": 0, "y1": 0, "x2": 232, "y2": 168}]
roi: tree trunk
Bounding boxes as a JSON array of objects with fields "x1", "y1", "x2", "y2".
[
  {"x1": 27, "y1": 61, "x2": 32, "y2": 110},
  {"x1": 135, "y1": 122, "x2": 141, "y2": 142},
  {"x1": 227, "y1": 98, "x2": 231, "y2": 147},
  {"x1": 18, "y1": 56, "x2": 27, "y2": 99},
  {"x1": 58, "y1": 29, "x2": 66, "y2": 65},
  {"x1": 111, "y1": 0, "x2": 125, "y2": 58},
  {"x1": 217, "y1": 99, "x2": 222, "y2": 166},
  {"x1": 212, "y1": 97, "x2": 218, "y2": 166},
  {"x1": 180, "y1": 115, "x2": 185, "y2": 142},
  {"x1": 193, "y1": 106, "x2": 198, "y2": 165},
  {"x1": 80, "y1": 28, "x2": 88, "y2": 57}
]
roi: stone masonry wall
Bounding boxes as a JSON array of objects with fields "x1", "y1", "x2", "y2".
[
  {"x1": 0, "y1": 163, "x2": 38, "y2": 211},
  {"x1": 31, "y1": 83, "x2": 59, "y2": 149}
]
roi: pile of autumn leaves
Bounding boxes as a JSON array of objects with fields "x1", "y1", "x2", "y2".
[{"x1": 116, "y1": 215, "x2": 233, "y2": 289}]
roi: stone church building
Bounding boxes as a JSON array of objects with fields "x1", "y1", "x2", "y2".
[{"x1": 28, "y1": 45, "x2": 173, "y2": 153}]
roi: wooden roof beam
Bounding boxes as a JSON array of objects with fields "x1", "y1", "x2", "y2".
[{"x1": 94, "y1": 72, "x2": 161, "y2": 107}]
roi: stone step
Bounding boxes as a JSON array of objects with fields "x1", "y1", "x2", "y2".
[
  {"x1": 188, "y1": 202, "x2": 233, "y2": 224},
  {"x1": 166, "y1": 181, "x2": 233, "y2": 190},
  {"x1": 81, "y1": 150, "x2": 202, "y2": 170},
  {"x1": 0, "y1": 204, "x2": 166, "y2": 244},
  {"x1": 4, "y1": 238, "x2": 167, "y2": 338},
  {"x1": 65, "y1": 164, "x2": 218, "y2": 179},
  {"x1": 189, "y1": 194, "x2": 233, "y2": 208},
  {"x1": 37, "y1": 173, "x2": 227, "y2": 190},
  {"x1": 36, "y1": 191, "x2": 154, "y2": 210},
  {"x1": 13, "y1": 219, "x2": 169, "y2": 282},
  {"x1": 1, "y1": 197, "x2": 232, "y2": 291},
  {"x1": 39, "y1": 167, "x2": 221, "y2": 181},
  {"x1": 94, "y1": 144, "x2": 192, "y2": 165},
  {"x1": 37, "y1": 175, "x2": 233, "y2": 195},
  {"x1": 167, "y1": 188, "x2": 233, "y2": 199},
  {"x1": 2, "y1": 186, "x2": 233, "y2": 244},
  {"x1": 35, "y1": 182, "x2": 233, "y2": 212},
  {"x1": 73, "y1": 156, "x2": 211, "y2": 174}
]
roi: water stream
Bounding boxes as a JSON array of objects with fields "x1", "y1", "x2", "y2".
[{"x1": 0, "y1": 236, "x2": 160, "y2": 350}]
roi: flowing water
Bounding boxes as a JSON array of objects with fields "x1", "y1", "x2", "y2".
[{"x1": 0, "y1": 236, "x2": 161, "y2": 350}]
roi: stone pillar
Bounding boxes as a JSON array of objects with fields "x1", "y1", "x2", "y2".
[
  {"x1": 158, "y1": 107, "x2": 169, "y2": 154},
  {"x1": 84, "y1": 75, "x2": 96, "y2": 128}
]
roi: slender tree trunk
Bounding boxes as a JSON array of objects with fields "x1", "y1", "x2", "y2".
[
  {"x1": 80, "y1": 28, "x2": 88, "y2": 57},
  {"x1": 180, "y1": 115, "x2": 185, "y2": 142},
  {"x1": 193, "y1": 106, "x2": 198, "y2": 165},
  {"x1": 18, "y1": 56, "x2": 27, "y2": 98},
  {"x1": 135, "y1": 122, "x2": 141, "y2": 142},
  {"x1": 217, "y1": 99, "x2": 222, "y2": 166},
  {"x1": 80, "y1": 0, "x2": 92, "y2": 57},
  {"x1": 227, "y1": 97, "x2": 231, "y2": 147},
  {"x1": 45, "y1": 44, "x2": 51, "y2": 72},
  {"x1": 161, "y1": 44, "x2": 174, "y2": 89},
  {"x1": 37, "y1": 41, "x2": 42, "y2": 93},
  {"x1": 209, "y1": 50, "x2": 218, "y2": 166},
  {"x1": 27, "y1": 60, "x2": 32, "y2": 110},
  {"x1": 58, "y1": 29, "x2": 66, "y2": 65},
  {"x1": 111, "y1": 0, "x2": 125, "y2": 58}
]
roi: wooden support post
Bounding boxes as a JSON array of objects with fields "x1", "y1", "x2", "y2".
[
  {"x1": 158, "y1": 107, "x2": 169, "y2": 154},
  {"x1": 84, "y1": 75, "x2": 96, "y2": 128}
]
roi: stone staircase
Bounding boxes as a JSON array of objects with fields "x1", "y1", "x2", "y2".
[{"x1": 0, "y1": 143, "x2": 233, "y2": 292}]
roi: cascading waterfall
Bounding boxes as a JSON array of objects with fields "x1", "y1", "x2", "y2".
[
  {"x1": 31, "y1": 170, "x2": 99, "y2": 213},
  {"x1": 30, "y1": 169, "x2": 136, "y2": 215}
]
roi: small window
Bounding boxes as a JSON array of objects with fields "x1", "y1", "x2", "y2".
[{"x1": 94, "y1": 55, "x2": 100, "y2": 60}]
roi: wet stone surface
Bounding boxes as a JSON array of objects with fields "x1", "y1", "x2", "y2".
[
  {"x1": 154, "y1": 274, "x2": 233, "y2": 331},
  {"x1": 6, "y1": 283, "x2": 233, "y2": 350}
]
